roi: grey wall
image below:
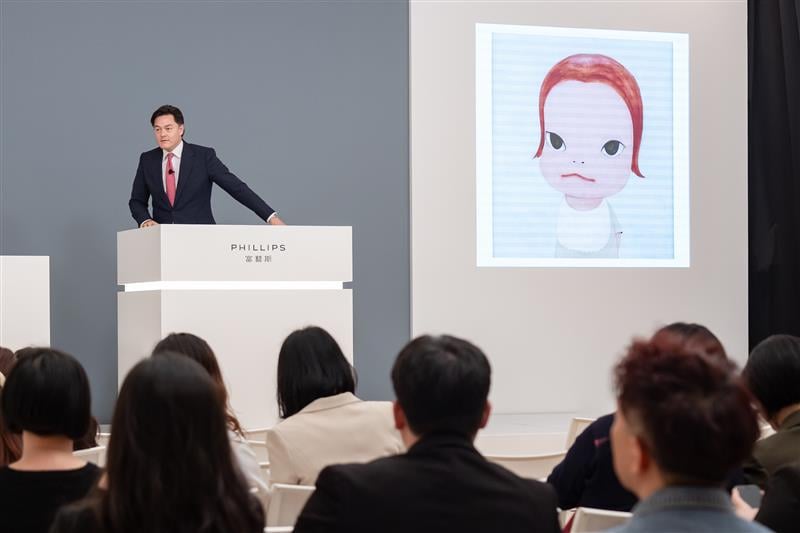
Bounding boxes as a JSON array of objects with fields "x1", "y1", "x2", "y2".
[{"x1": 0, "y1": 1, "x2": 410, "y2": 421}]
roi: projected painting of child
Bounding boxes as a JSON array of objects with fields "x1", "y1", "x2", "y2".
[{"x1": 534, "y1": 54, "x2": 645, "y2": 258}]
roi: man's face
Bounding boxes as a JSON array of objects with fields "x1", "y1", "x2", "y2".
[
  {"x1": 153, "y1": 114, "x2": 184, "y2": 152},
  {"x1": 538, "y1": 81, "x2": 634, "y2": 201}
]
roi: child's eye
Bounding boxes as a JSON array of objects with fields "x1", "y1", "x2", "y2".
[
  {"x1": 601, "y1": 140, "x2": 625, "y2": 157},
  {"x1": 546, "y1": 132, "x2": 566, "y2": 151}
]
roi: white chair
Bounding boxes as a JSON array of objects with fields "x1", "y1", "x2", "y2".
[
  {"x1": 565, "y1": 417, "x2": 596, "y2": 448},
  {"x1": 259, "y1": 461, "x2": 271, "y2": 484},
  {"x1": 571, "y1": 507, "x2": 632, "y2": 532},
  {"x1": 97, "y1": 432, "x2": 111, "y2": 448},
  {"x1": 475, "y1": 432, "x2": 567, "y2": 455},
  {"x1": 264, "y1": 528, "x2": 294, "y2": 533},
  {"x1": 267, "y1": 484, "x2": 315, "y2": 527},
  {"x1": 244, "y1": 427, "x2": 271, "y2": 442},
  {"x1": 485, "y1": 451, "x2": 566, "y2": 480},
  {"x1": 73, "y1": 445, "x2": 107, "y2": 467},
  {"x1": 247, "y1": 438, "x2": 270, "y2": 463}
]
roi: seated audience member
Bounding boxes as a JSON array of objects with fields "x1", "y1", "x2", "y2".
[
  {"x1": 0, "y1": 348, "x2": 100, "y2": 533},
  {"x1": 754, "y1": 461, "x2": 800, "y2": 532},
  {"x1": 294, "y1": 334, "x2": 561, "y2": 533},
  {"x1": 0, "y1": 346, "x2": 15, "y2": 378},
  {"x1": 14, "y1": 347, "x2": 100, "y2": 453},
  {"x1": 266, "y1": 326, "x2": 403, "y2": 486},
  {"x1": 51, "y1": 353, "x2": 264, "y2": 533},
  {"x1": 742, "y1": 334, "x2": 800, "y2": 487},
  {"x1": 0, "y1": 346, "x2": 21, "y2": 466},
  {"x1": 732, "y1": 461, "x2": 800, "y2": 533},
  {"x1": 152, "y1": 333, "x2": 267, "y2": 496},
  {"x1": 608, "y1": 332, "x2": 768, "y2": 532},
  {"x1": 547, "y1": 322, "x2": 727, "y2": 513}
]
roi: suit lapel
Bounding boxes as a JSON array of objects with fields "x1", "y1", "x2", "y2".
[
  {"x1": 174, "y1": 142, "x2": 194, "y2": 207},
  {"x1": 149, "y1": 149, "x2": 171, "y2": 206}
]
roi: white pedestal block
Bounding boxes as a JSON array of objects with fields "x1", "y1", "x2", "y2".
[
  {"x1": 0, "y1": 256, "x2": 50, "y2": 350},
  {"x1": 117, "y1": 225, "x2": 353, "y2": 429}
]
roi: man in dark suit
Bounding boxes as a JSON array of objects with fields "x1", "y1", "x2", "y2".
[
  {"x1": 129, "y1": 105, "x2": 284, "y2": 227},
  {"x1": 294, "y1": 335, "x2": 561, "y2": 533}
]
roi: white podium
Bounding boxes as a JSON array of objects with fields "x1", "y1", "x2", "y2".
[
  {"x1": 0, "y1": 256, "x2": 51, "y2": 350},
  {"x1": 117, "y1": 225, "x2": 353, "y2": 428}
]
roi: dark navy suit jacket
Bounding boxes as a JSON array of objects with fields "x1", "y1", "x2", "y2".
[{"x1": 129, "y1": 142, "x2": 274, "y2": 226}]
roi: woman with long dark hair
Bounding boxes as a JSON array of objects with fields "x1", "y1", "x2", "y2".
[
  {"x1": 51, "y1": 353, "x2": 264, "y2": 533},
  {"x1": 267, "y1": 326, "x2": 403, "y2": 486},
  {"x1": 151, "y1": 333, "x2": 266, "y2": 499}
]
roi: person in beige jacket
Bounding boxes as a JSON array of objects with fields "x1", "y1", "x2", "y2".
[{"x1": 266, "y1": 327, "x2": 403, "y2": 486}]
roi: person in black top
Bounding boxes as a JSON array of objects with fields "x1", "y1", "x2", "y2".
[
  {"x1": 754, "y1": 462, "x2": 800, "y2": 532},
  {"x1": 547, "y1": 322, "x2": 730, "y2": 514},
  {"x1": 0, "y1": 347, "x2": 101, "y2": 533},
  {"x1": 51, "y1": 354, "x2": 264, "y2": 533},
  {"x1": 294, "y1": 334, "x2": 560, "y2": 533},
  {"x1": 547, "y1": 413, "x2": 637, "y2": 511}
]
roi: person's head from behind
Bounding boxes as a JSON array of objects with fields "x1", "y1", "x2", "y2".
[
  {"x1": 277, "y1": 326, "x2": 356, "y2": 419},
  {"x1": 150, "y1": 104, "x2": 184, "y2": 152},
  {"x1": 0, "y1": 346, "x2": 16, "y2": 379},
  {"x1": 743, "y1": 334, "x2": 800, "y2": 428},
  {"x1": 2, "y1": 347, "x2": 91, "y2": 444},
  {"x1": 610, "y1": 334, "x2": 758, "y2": 499},
  {"x1": 653, "y1": 322, "x2": 726, "y2": 362},
  {"x1": 105, "y1": 353, "x2": 262, "y2": 531},
  {"x1": 391, "y1": 335, "x2": 491, "y2": 446},
  {"x1": 153, "y1": 332, "x2": 243, "y2": 434},
  {"x1": 0, "y1": 346, "x2": 21, "y2": 465}
]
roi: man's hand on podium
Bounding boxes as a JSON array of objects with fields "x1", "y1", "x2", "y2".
[
  {"x1": 268, "y1": 215, "x2": 286, "y2": 226},
  {"x1": 141, "y1": 219, "x2": 159, "y2": 228}
]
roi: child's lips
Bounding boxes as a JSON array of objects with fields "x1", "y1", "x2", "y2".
[{"x1": 561, "y1": 172, "x2": 596, "y2": 183}]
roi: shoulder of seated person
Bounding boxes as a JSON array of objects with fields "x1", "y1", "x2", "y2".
[{"x1": 52, "y1": 500, "x2": 102, "y2": 532}]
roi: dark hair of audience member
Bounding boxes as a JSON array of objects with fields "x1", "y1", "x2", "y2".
[
  {"x1": 0, "y1": 347, "x2": 22, "y2": 464},
  {"x1": 153, "y1": 333, "x2": 245, "y2": 435},
  {"x1": 277, "y1": 326, "x2": 356, "y2": 418},
  {"x1": 0, "y1": 347, "x2": 16, "y2": 377},
  {"x1": 654, "y1": 322, "x2": 727, "y2": 362},
  {"x1": 392, "y1": 335, "x2": 491, "y2": 437},
  {"x1": 73, "y1": 416, "x2": 99, "y2": 451},
  {"x1": 743, "y1": 334, "x2": 800, "y2": 420},
  {"x1": 75, "y1": 353, "x2": 263, "y2": 532},
  {"x1": 2, "y1": 347, "x2": 91, "y2": 440},
  {"x1": 614, "y1": 334, "x2": 759, "y2": 485}
]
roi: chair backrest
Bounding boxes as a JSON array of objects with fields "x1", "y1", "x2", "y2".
[
  {"x1": 264, "y1": 528, "x2": 294, "y2": 533},
  {"x1": 247, "y1": 438, "x2": 270, "y2": 463},
  {"x1": 475, "y1": 432, "x2": 567, "y2": 455},
  {"x1": 571, "y1": 507, "x2": 632, "y2": 532},
  {"x1": 485, "y1": 451, "x2": 567, "y2": 480},
  {"x1": 73, "y1": 445, "x2": 107, "y2": 467},
  {"x1": 97, "y1": 432, "x2": 111, "y2": 448},
  {"x1": 267, "y1": 484, "x2": 315, "y2": 527},
  {"x1": 565, "y1": 417, "x2": 596, "y2": 448},
  {"x1": 244, "y1": 427, "x2": 271, "y2": 442}
]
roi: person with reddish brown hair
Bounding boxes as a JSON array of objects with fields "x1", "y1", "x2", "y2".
[
  {"x1": 547, "y1": 323, "x2": 727, "y2": 514},
  {"x1": 608, "y1": 332, "x2": 768, "y2": 532}
]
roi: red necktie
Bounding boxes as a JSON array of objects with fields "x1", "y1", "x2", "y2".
[{"x1": 166, "y1": 152, "x2": 176, "y2": 206}]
